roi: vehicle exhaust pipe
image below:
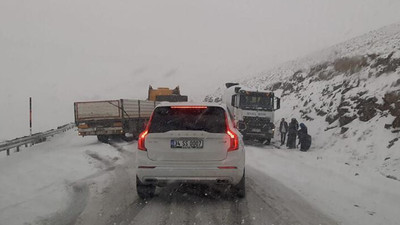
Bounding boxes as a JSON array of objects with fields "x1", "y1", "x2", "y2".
[{"x1": 216, "y1": 179, "x2": 229, "y2": 184}]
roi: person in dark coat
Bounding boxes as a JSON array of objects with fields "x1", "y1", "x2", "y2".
[
  {"x1": 287, "y1": 118, "x2": 298, "y2": 149},
  {"x1": 262, "y1": 119, "x2": 275, "y2": 145},
  {"x1": 298, "y1": 123, "x2": 311, "y2": 151},
  {"x1": 293, "y1": 118, "x2": 299, "y2": 148},
  {"x1": 293, "y1": 118, "x2": 299, "y2": 132},
  {"x1": 279, "y1": 118, "x2": 288, "y2": 146}
]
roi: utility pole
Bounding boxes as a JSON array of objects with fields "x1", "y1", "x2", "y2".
[{"x1": 30, "y1": 97, "x2": 32, "y2": 136}]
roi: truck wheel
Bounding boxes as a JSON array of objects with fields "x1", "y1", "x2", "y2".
[
  {"x1": 121, "y1": 134, "x2": 134, "y2": 142},
  {"x1": 232, "y1": 170, "x2": 245, "y2": 198},
  {"x1": 136, "y1": 176, "x2": 156, "y2": 199},
  {"x1": 97, "y1": 135, "x2": 109, "y2": 143},
  {"x1": 131, "y1": 132, "x2": 139, "y2": 140}
]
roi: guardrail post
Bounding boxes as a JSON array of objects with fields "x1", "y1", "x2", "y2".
[
  {"x1": 30, "y1": 97, "x2": 33, "y2": 136},
  {"x1": 6, "y1": 149, "x2": 10, "y2": 156},
  {"x1": 16, "y1": 146, "x2": 20, "y2": 152}
]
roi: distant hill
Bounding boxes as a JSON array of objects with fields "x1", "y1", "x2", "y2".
[{"x1": 206, "y1": 23, "x2": 400, "y2": 180}]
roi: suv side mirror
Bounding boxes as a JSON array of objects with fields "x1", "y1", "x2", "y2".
[
  {"x1": 276, "y1": 97, "x2": 280, "y2": 110},
  {"x1": 231, "y1": 95, "x2": 236, "y2": 107}
]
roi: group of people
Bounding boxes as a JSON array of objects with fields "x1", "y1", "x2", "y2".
[{"x1": 279, "y1": 118, "x2": 311, "y2": 151}]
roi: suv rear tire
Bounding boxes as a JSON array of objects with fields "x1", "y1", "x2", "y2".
[
  {"x1": 136, "y1": 176, "x2": 156, "y2": 199},
  {"x1": 232, "y1": 170, "x2": 245, "y2": 198}
]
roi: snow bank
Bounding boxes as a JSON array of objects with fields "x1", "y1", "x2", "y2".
[
  {"x1": 247, "y1": 146, "x2": 400, "y2": 225},
  {"x1": 0, "y1": 129, "x2": 120, "y2": 225}
]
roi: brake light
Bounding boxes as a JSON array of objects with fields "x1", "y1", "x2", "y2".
[
  {"x1": 170, "y1": 106, "x2": 208, "y2": 109},
  {"x1": 138, "y1": 130, "x2": 148, "y2": 151},
  {"x1": 226, "y1": 113, "x2": 239, "y2": 151},
  {"x1": 227, "y1": 129, "x2": 239, "y2": 151},
  {"x1": 138, "y1": 111, "x2": 154, "y2": 151}
]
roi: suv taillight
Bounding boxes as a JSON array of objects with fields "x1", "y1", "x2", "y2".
[
  {"x1": 138, "y1": 112, "x2": 154, "y2": 151},
  {"x1": 227, "y1": 129, "x2": 239, "y2": 151},
  {"x1": 226, "y1": 114, "x2": 239, "y2": 151},
  {"x1": 138, "y1": 130, "x2": 148, "y2": 151}
]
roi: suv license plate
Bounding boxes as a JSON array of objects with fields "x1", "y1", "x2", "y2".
[{"x1": 171, "y1": 139, "x2": 204, "y2": 149}]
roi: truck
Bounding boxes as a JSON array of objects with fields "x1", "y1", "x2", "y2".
[
  {"x1": 148, "y1": 85, "x2": 188, "y2": 102},
  {"x1": 222, "y1": 83, "x2": 280, "y2": 144},
  {"x1": 74, "y1": 99, "x2": 158, "y2": 142}
]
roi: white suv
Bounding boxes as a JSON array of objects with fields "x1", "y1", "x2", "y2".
[{"x1": 136, "y1": 102, "x2": 245, "y2": 198}]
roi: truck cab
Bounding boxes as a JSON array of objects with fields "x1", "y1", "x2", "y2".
[{"x1": 222, "y1": 83, "x2": 280, "y2": 144}]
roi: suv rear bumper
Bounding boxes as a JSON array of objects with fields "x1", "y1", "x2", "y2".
[
  {"x1": 137, "y1": 166, "x2": 244, "y2": 185},
  {"x1": 136, "y1": 150, "x2": 245, "y2": 186}
]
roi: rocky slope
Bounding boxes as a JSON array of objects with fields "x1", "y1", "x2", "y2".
[{"x1": 206, "y1": 23, "x2": 400, "y2": 180}]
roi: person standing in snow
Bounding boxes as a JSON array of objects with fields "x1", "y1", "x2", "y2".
[
  {"x1": 293, "y1": 118, "x2": 299, "y2": 148},
  {"x1": 293, "y1": 118, "x2": 299, "y2": 132},
  {"x1": 262, "y1": 119, "x2": 275, "y2": 145},
  {"x1": 297, "y1": 123, "x2": 311, "y2": 151},
  {"x1": 279, "y1": 118, "x2": 288, "y2": 146},
  {"x1": 287, "y1": 118, "x2": 298, "y2": 149}
]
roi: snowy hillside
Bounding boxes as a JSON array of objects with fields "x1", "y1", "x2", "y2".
[{"x1": 206, "y1": 23, "x2": 400, "y2": 180}]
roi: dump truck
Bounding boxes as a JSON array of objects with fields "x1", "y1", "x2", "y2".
[
  {"x1": 74, "y1": 99, "x2": 158, "y2": 142},
  {"x1": 148, "y1": 85, "x2": 188, "y2": 102},
  {"x1": 222, "y1": 83, "x2": 280, "y2": 144}
]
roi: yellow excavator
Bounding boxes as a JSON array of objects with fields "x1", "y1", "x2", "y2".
[{"x1": 148, "y1": 85, "x2": 188, "y2": 102}]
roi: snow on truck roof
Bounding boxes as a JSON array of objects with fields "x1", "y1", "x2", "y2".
[{"x1": 228, "y1": 85, "x2": 273, "y2": 93}]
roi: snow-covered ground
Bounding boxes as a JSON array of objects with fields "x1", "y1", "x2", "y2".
[
  {"x1": 247, "y1": 144, "x2": 400, "y2": 225},
  {"x1": 0, "y1": 129, "x2": 121, "y2": 225},
  {"x1": 1, "y1": 129, "x2": 400, "y2": 225}
]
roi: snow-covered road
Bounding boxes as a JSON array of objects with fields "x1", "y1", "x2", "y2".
[
  {"x1": 74, "y1": 141, "x2": 335, "y2": 225},
  {"x1": 1, "y1": 130, "x2": 399, "y2": 225}
]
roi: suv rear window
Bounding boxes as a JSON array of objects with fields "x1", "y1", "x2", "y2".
[{"x1": 148, "y1": 106, "x2": 226, "y2": 133}]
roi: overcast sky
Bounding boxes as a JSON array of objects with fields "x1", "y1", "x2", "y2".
[{"x1": 1, "y1": 0, "x2": 400, "y2": 138}]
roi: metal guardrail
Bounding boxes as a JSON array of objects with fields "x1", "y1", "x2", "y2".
[{"x1": 0, "y1": 123, "x2": 75, "y2": 156}]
